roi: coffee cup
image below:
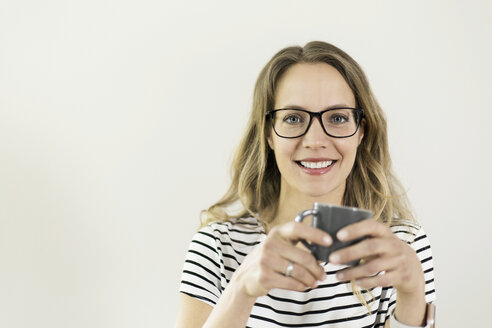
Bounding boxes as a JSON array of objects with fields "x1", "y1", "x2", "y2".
[{"x1": 294, "y1": 202, "x2": 373, "y2": 266}]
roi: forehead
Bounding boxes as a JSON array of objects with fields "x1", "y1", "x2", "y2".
[{"x1": 274, "y1": 63, "x2": 355, "y2": 109}]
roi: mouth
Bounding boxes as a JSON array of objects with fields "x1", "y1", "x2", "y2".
[{"x1": 297, "y1": 160, "x2": 336, "y2": 169}]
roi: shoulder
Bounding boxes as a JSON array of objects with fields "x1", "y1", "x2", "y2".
[
  {"x1": 389, "y1": 220, "x2": 427, "y2": 244},
  {"x1": 205, "y1": 216, "x2": 264, "y2": 233},
  {"x1": 196, "y1": 216, "x2": 265, "y2": 248},
  {"x1": 390, "y1": 220, "x2": 434, "y2": 264}
]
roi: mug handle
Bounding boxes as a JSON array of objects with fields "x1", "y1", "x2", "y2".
[{"x1": 294, "y1": 209, "x2": 318, "y2": 251}]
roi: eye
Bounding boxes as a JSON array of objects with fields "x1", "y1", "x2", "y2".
[
  {"x1": 283, "y1": 114, "x2": 304, "y2": 124},
  {"x1": 330, "y1": 114, "x2": 349, "y2": 124}
]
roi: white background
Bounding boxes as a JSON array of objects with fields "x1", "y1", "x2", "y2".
[{"x1": 1, "y1": 1, "x2": 491, "y2": 327}]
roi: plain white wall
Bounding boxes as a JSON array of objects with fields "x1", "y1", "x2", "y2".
[{"x1": 1, "y1": 0, "x2": 491, "y2": 327}]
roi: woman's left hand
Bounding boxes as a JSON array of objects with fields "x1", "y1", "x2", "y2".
[{"x1": 329, "y1": 218, "x2": 425, "y2": 296}]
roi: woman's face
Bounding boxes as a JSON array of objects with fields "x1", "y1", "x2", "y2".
[{"x1": 267, "y1": 62, "x2": 363, "y2": 203}]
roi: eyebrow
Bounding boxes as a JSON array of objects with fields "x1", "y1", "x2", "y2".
[{"x1": 280, "y1": 104, "x2": 353, "y2": 110}]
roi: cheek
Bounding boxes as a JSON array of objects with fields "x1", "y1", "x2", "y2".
[
  {"x1": 271, "y1": 139, "x2": 298, "y2": 166},
  {"x1": 275, "y1": 145, "x2": 292, "y2": 163},
  {"x1": 335, "y1": 139, "x2": 360, "y2": 161}
]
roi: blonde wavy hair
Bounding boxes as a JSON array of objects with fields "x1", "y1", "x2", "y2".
[{"x1": 201, "y1": 41, "x2": 414, "y2": 229}]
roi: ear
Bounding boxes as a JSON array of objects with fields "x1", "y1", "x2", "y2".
[
  {"x1": 266, "y1": 126, "x2": 275, "y2": 150},
  {"x1": 357, "y1": 119, "x2": 365, "y2": 146},
  {"x1": 267, "y1": 134, "x2": 274, "y2": 150}
]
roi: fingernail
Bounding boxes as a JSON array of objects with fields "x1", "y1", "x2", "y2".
[
  {"x1": 330, "y1": 254, "x2": 340, "y2": 263},
  {"x1": 336, "y1": 272, "x2": 344, "y2": 280},
  {"x1": 323, "y1": 235, "x2": 332, "y2": 245},
  {"x1": 337, "y1": 229, "x2": 348, "y2": 240}
]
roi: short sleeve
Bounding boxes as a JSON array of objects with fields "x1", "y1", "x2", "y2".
[
  {"x1": 386, "y1": 225, "x2": 437, "y2": 320},
  {"x1": 179, "y1": 225, "x2": 223, "y2": 307},
  {"x1": 412, "y1": 226, "x2": 436, "y2": 303}
]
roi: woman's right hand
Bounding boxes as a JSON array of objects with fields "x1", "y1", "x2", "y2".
[{"x1": 230, "y1": 221, "x2": 332, "y2": 298}]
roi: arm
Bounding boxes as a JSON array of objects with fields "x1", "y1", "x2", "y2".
[
  {"x1": 174, "y1": 291, "x2": 257, "y2": 328},
  {"x1": 175, "y1": 222, "x2": 331, "y2": 328},
  {"x1": 382, "y1": 293, "x2": 427, "y2": 328},
  {"x1": 329, "y1": 220, "x2": 429, "y2": 326},
  {"x1": 201, "y1": 278, "x2": 257, "y2": 328},
  {"x1": 174, "y1": 281, "x2": 257, "y2": 328},
  {"x1": 174, "y1": 277, "x2": 257, "y2": 328},
  {"x1": 174, "y1": 294, "x2": 213, "y2": 328}
]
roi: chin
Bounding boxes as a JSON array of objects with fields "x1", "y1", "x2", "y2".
[
  {"x1": 300, "y1": 182, "x2": 344, "y2": 200},
  {"x1": 302, "y1": 188, "x2": 336, "y2": 199}
]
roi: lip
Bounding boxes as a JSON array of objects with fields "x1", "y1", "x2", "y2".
[
  {"x1": 295, "y1": 158, "x2": 337, "y2": 176},
  {"x1": 297, "y1": 157, "x2": 335, "y2": 162}
]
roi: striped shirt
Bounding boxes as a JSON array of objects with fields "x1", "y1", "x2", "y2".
[{"x1": 179, "y1": 217, "x2": 436, "y2": 327}]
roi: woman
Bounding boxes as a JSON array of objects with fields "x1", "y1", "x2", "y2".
[{"x1": 175, "y1": 41, "x2": 436, "y2": 327}]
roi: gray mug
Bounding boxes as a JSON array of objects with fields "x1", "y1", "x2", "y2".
[{"x1": 294, "y1": 202, "x2": 373, "y2": 266}]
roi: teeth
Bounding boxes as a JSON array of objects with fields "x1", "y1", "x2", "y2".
[{"x1": 300, "y1": 161, "x2": 333, "y2": 169}]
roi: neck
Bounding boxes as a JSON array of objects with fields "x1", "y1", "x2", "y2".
[{"x1": 270, "y1": 184, "x2": 345, "y2": 228}]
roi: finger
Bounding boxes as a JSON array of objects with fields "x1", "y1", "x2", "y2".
[
  {"x1": 262, "y1": 232, "x2": 326, "y2": 281},
  {"x1": 283, "y1": 260, "x2": 320, "y2": 288},
  {"x1": 270, "y1": 271, "x2": 312, "y2": 292},
  {"x1": 255, "y1": 253, "x2": 316, "y2": 292},
  {"x1": 329, "y1": 237, "x2": 391, "y2": 265},
  {"x1": 274, "y1": 221, "x2": 332, "y2": 247},
  {"x1": 354, "y1": 270, "x2": 399, "y2": 289},
  {"x1": 336, "y1": 218, "x2": 390, "y2": 242},
  {"x1": 335, "y1": 255, "x2": 400, "y2": 282},
  {"x1": 273, "y1": 241, "x2": 327, "y2": 281},
  {"x1": 265, "y1": 252, "x2": 319, "y2": 286}
]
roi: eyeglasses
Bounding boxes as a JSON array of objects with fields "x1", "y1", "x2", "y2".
[{"x1": 266, "y1": 107, "x2": 364, "y2": 139}]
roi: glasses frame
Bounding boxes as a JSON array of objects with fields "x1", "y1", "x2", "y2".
[{"x1": 266, "y1": 107, "x2": 365, "y2": 139}]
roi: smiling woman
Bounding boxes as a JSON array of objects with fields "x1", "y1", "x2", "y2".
[{"x1": 174, "y1": 41, "x2": 436, "y2": 328}]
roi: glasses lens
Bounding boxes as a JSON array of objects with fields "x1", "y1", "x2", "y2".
[
  {"x1": 321, "y1": 108, "x2": 360, "y2": 137},
  {"x1": 273, "y1": 109, "x2": 310, "y2": 138}
]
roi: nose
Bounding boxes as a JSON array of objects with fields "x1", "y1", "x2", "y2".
[{"x1": 301, "y1": 116, "x2": 329, "y2": 149}]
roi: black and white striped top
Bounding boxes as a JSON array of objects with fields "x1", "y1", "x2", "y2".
[{"x1": 179, "y1": 217, "x2": 436, "y2": 327}]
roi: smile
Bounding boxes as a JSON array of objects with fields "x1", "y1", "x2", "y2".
[{"x1": 298, "y1": 160, "x2": 335, "y2": 169}]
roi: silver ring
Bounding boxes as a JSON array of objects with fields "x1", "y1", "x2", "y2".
[{"x1": 284, "y1": 261, "x2": 294, "y2": 277}]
